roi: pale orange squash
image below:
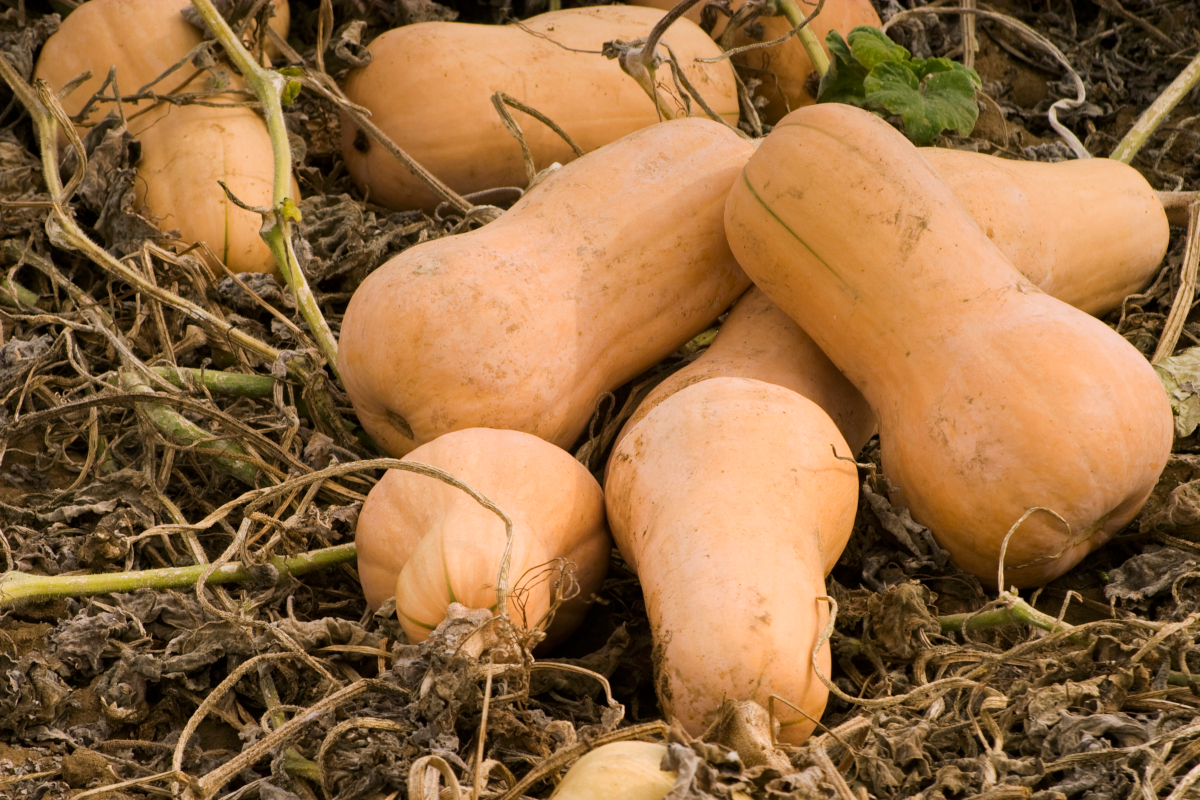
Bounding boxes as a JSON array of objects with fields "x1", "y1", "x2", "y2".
[
  {"x1": 355, "y1": 428, "x2": 610, "y2": 648},
  {"x1": 724, "y1": 103, "x2": 1173, "y2": 587},
  {"x1": 340, "y1": 6, "x2": 739, "y2": 211},
  {"x1": 606, "y1": 377, "x2": 858, "y2": 743},
  {"x1": 339, "y1": 118, "x2": 753, "y2": 457}
]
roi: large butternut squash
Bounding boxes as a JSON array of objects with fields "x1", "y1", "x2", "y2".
[
  {"x1": 606, "y1": 377, "x2": 858, "y2": 743},
  {"x1": 339, "y1": 118, "x2": 753, "y2": 457},
  {"x1": 724, "y1": 103, "x2": 1173, "y2": 587},
  {"x1": 923, "y1": 148, "x2": 1169, "y2": 317},
  {"x1": 355, "y1": 428, "x2": 610, "y2": 648},
  {"x1": 340, "y1": 6, "x2": 739, "y2": 211}
]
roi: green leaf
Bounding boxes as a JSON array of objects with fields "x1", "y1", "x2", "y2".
[
  {"x1": 279, "y1": 197, "x2": 303, "y2": 224},
  {"x1": 817, "y1": 25, "x2": 981, "y2": 145},
  {"x1": 846, "y1": 25, "x2": 910, "y2": 69},
  {"x1": 861, "y1": 61, "x2": 980, "y2": 145},
  {"x1": 817, "y1": 30, "x2": 871, "y2": 107},
  {"x1": 281, "y1": 79, "x2": 302, "y2": 107}
]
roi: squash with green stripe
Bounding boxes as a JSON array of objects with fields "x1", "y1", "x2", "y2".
[
  {"x1": 355, "y1": 428, "x2": 611, "y2": 648},
  {"x1": 723, "y1": 103, "x2": 1173, "y2": 587}
]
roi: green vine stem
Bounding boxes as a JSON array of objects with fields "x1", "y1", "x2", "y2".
[
  {"x1": 775, "y1": 0, "x2": 830, "y2": 78},
  {"x1": 0, "y1": 543, "x2": 356, "y2": 609},
  {"x1": 1111, "y1": 48, "x2": 1200, "y2": 164},
  {"x1": 188, "y1": 0, "x2": 341, "y2": 380},
  {"x1": 938, "y1": 596, "x2": 1071, "y2": 635},
  {"x1": 0, "y1": 275, "x2": 38, "y2": 308},
  {"x1": 119, "y1": 369, "x2": 263, "y2": 487}
]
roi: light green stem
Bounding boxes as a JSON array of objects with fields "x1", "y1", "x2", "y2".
[
  {"x1": 188, "y1": 0, "x2": 341, "y2": 380},
  {"x1": 0, "y1": 275, "x2": 39, "y2": 308},
  {"x1": 777, "y1": 0, "x2": 830, "y2": 78},
  {"x1": 1111, "y1": 48, "x2": 1200, "y2": 164},
  {"x1": 939, "y1": 597, "x2": 1071, "y2": 634},
  {"x1": 120, "y1": 370, "x2": 262, "y2": 487},
  {"x1": 151, "y1": 365, "x2": 275, "y2": 398},
  {"x1": 0, "y1": 543, "x2": 356, "y2": 608}
]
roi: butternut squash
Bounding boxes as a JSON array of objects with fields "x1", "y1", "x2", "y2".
[
  {"x1": 724, "y1": 103, "x2": 1173, "y2": 587},
  {"x1": 134, "y1": 102, "x2": 294, "y2": 275},
  {"x1": 355, "y1": 428, "x2": 610, "y2": 648},
  {"x1": 631, "y1": 0, "x2": 880, "y2": 123},
  {"x1": 550, "y1": 741, "x2": 753, "y2": 800},
  {"x1": 34, "y1": 0, "x2": 289, "y2": 138},
  {"x1": 340, "y1": 6, "x2": 739, "y2": 211},
  {"x1": 34, "y1": 0, "x2": 294, "y2": 275},
  {"x1": 614, "y1": 285, "x2": 876, "y2": 455},
  {"x1": 338, "y1": 118, "x2": 752, "y2": 458},
  {"x1": 923, "y1": 148, "x2": 1169, "y2": 317},
  {"x1": 606, "y1": 377, "x2": 857, "y2": 743}
]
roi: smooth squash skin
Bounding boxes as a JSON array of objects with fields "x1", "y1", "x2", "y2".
[
  {"x1": 339, "y1": 118, "x2": 753, "y2": 457},
  {"x1": 340, "y1": 6, "x2": 739, "y2": 211},
  {"x1": 550, "y1": 741, "x2": 752, "y2": 800},
  {"x1": 724, "y1": 103, "x2": 1173, "y2": 588},
  {"x1": 605, "y1": 378, "x2": 858, "y2": 743},
  {"x1": 924, "y1": 148, "x2": 1169, "y2": 317},
  {"x1": 34, "y1": 0, "x2": 289, "y2": 139},
  {"x1": 135, "y1": 102, "x2": 296, "y2": 275},
  {"x1": 614, "y1": 285, "x2": 877, "y2": 455},
  {"x1": 355, "y1": 428, "x2": 611, "y2": 649}
]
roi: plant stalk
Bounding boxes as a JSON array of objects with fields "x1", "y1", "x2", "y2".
[
  {"x1": 0, "y1": 543, "x2": 357, "y2": 609},
  {"x1": 188, "y1": 0, "x2": 341, "y2": 380},
  {"x1": 120, "y1": 370, "x2": 263, "y2": 487},
  {"x1": 776, "y1": 0, "x2": 830, "y2": 78},
  {"x1": 1110, "y1": 48, "x2": 1200, "y2": 164},
  {"x1": 939, "y1": 596, "x2": 1072, "y2": 634}
]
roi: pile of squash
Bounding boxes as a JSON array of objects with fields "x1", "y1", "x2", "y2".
[
  {"x1": 335, "y1": 1, "x2": 1173, "y2": 756},
  {"x1": 35, "y1": 0, "x2": 1176, "y2": 785}
]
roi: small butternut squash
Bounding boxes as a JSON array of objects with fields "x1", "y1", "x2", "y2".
[
  {"x1": 550, "y1": 741, "x2": 752, "y2": 800},
  {"x1": 339, "y1": 118, "x2": 753, "y2": 457},
  {"x1": 355, "y1": 428, "x2": 611, "y2": 648},
  {"x1": 724, "y1": 103, "x2": 1173, "y2": 587},
  {"x1": 614, "y1": 285, "x2": 877, "y2": 455},
  {"x1": 340, "y1": 6, "x2": 739, "y2": 211},
  {"x1": 606, "y1": 377, "x2": 858, "y2": 743},
  {"x1": 134, "y1": 102, "x2": 294, "y2": 275},
  {"x1": 34, "y1": 0, "x2": 294, "y2": 275}
]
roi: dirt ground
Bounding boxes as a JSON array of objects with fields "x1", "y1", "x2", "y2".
[{"x1": 2, "y1": 0, "x2": 1200, "y2": 798}]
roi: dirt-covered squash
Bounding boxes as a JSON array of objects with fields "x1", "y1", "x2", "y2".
[
  {"x1": 355, "y1": 428, "x2": 610, "y2": 649},
  {"x1": 339, "y1": 118, "x2": 753, "y2": 457},
  {"x1": 606, "y1": 377, "x2": 858, "y2": 743},
  {"x1": 724, "y1": 103, "x2": 1173, "y2": 587},
  {"x1": 340, "y1": 6, "x2": 739, "y2": 211}
]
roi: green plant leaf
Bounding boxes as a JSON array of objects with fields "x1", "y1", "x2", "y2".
[
  {"x1": 817, "y1": 26, "x2": 982, "y2": 145},
  {"x1": 846, "y1": 25, "x2": 909, "y2": 69},
  {"x1": 817, "y1": 30, "x2": 871, "y2": 107},
  {"x1": 862, "y1": 61, "x2": 981, "y2": 144}
]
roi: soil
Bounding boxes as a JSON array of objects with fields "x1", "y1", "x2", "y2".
[{"x1": 2, "y1": 0, "x2": 1200, "y2": 799}]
